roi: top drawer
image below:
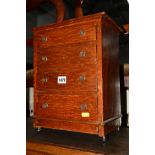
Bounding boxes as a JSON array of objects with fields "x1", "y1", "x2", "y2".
[{"x1": 34, "y1": 24, "x2": 97, "y2": 47}]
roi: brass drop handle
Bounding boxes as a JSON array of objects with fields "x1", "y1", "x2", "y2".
[
  {"x1": 42, "y1": 36, "x2": 47, "y2": 43},
  {"x1": 80, "y1": 75, "x2": 86, "y2": 81},
  {"x1": 80, "y1": 51, "x2": 86, "y2": 57},
  {"x1": 80, "y1": 104, "x2": 87, "y2": 111},
  {"x1": 41, "y1": 77, "x2": 48, "y2": 83},
  {"x1": 79, "y1": 29, "x2": 85, "y2": 36},
  {"x1": 42, "y1": 56, "x2": 48, "y2": 62},
  {"x1": 42, "y1": 102, "x2": 48, "y2": 109}
]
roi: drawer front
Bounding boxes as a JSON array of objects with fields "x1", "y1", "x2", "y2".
[
  {"x1": 36, "y1": 65, "x2": 97, "y2": 92},
  {"x1": 35, "y1": 94, "x2": 97, "y2": 121},
  {"x1": 34, "y1": 24, "x2": 96, "y2": 47},
  {"x1": 37, "y1": 42, "x2": 97, "y2": 67}
]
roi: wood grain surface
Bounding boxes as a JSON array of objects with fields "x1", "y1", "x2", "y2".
[
  {"x1": 101, "y1": 21, "x2": 121, "y2": 135},
  {"x1": 34, "y1": 24, "x2": 97, "y2": 47},
  {"x1": 36, "y1": 64, "x2": 97, "y2": 92},
  {"x1": 37, "y1": 41, "x2": 97, "y2": 66},
  {"x1": 34, "y1": 118, "x2": 99, "y2": 135},
  {"x1": 35, "y1": 94, "x2": 97, "y2": 121},
  {"x1": 33, "y1": 12, "x2": 122, "y2": 138},
  {"x1": 27, "y1": 141, "x2": 103, "y2": 155}
]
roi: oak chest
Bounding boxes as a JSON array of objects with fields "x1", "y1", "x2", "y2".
[{"x1": 33, "y1": 12, "x2": 122, "y2": 140}]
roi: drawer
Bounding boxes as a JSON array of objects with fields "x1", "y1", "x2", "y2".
[
  {"x1": 36, "y1": 65, "x2": 97, "y2": 92},
  {"x1": 37, "y1": 42, "x2": 97, "y2": 67},
  {"x1": 35, "y1": 94, "x2": 97, "y2": 121},
  {"x1": 34, "y1": 24, "x2": 96, "y2": 47}
]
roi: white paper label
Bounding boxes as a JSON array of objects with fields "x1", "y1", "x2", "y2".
[
  {"x1": 81, "y1": 112, "x2": 90, "y2": 117},
  {"x1": 57, "y1": 76, "x2": 67, "y2": 84}
]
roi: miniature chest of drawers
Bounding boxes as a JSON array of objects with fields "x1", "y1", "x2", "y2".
[{"x1": 33, "y1": 12, "x2": 122, "y2": 140}]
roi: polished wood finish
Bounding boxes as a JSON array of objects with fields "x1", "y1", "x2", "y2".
[
  {"x1": 33, "y1": 12, "x2": 122, "y2": 139},
  {"x1": 37, "y1": 42, "x2": 97, "y2": 66},
  {"x1": 37, "y1": 65, "x2": 97, "y2": 92},
  {"x1": 35, "y1": 94, "x2": 97, "y2": 121},
  {"x1": 101, "y1": 21, "x2": 121, "y2": 135},
  {"x1": 34, "y1": 118, "x2": 98, "y2": 135},
  {"x1": 34, "y1": 23, "x2": 97, "y2": 47},
  {"x1": 27, "y1": 141, "x2": 99, "y2": 155}
]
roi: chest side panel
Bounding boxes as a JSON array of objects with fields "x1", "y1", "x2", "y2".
[
  {"x1": 102, "y1": 21, "x2": 121, "y2": 119},
  {"x1": 102, "y1": 19, "x2": 121, "y2": 135}
]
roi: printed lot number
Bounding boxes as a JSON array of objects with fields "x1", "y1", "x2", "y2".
[{"x1": 57, "y1": 76, "x2": 67, "y2": 84}]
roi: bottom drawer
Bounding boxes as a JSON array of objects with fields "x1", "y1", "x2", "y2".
[
  {"x1": 34, "y1": 118, "x2": 99, "y2": 135},
  {"x1": 35, "y1": 94, "x2": 97, "y2": 122}
]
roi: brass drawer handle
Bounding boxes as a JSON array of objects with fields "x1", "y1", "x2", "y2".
[
  {"x1": 80, "y1": 104, "x2": 87, "y2": 111},
  {"x1": 42, "y1": 56, "x2": 48, "y2": 62},
  {"x1": 42, "y1": 102, "x2": 48, "y2": 109},
  {"x1": 42, "y1": 36, "x2": 47, "y2": 43},
  {"x1": 80, "y1": 75, "x2": 86, "y2": 81},
  {"x1": 41, "y1": 77, "x2": 48, "y2": 83},
  {"x1": 79, "y1": 30, "x2": 85, "y2": 36},
  {"x1": 80, "y1": 51, "x2": 86, "y2": 57}
]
